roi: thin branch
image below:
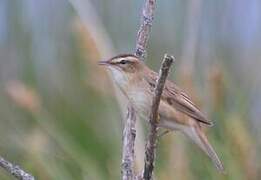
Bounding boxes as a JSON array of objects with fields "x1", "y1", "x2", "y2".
[
  {"x1": 143, "y1": 54, "x2": 174, "y2": 180},
  {"x1": 135, "y1": 0, "x2": 157, "y2": 59},
  {"x1": 122, "y1": 0, "x2": 157, "y2": 179},
  {"x1": 0, "y1": 156, "x2": 34, "y2": 180},
  {"x1": 122, "y1": 105, "x2": 137, "y2": 180}
]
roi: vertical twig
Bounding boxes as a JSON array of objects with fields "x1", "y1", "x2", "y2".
[
  {"x1": 122, "y1": 106, "x2": 137, "y2": 180},
  {"x1": 122, "y1": 0, "x2": 157, "y2": 179},
  {"x1": 0, "y1": 156, "x2": 35, "y2": 180},
  {"x1": 135, "y1": 0, "x2": 157, "y2": 59},
  {"x1": 143, "y1": 54, "x2": 174, "y2": 180}
]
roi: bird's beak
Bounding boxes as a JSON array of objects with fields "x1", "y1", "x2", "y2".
[{"x1": 98, "y1": 60, "x2": 110, "y2": 66}]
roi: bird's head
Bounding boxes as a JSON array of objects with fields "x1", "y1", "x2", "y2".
[{"x1": 99, "y1": 54, "x2": 144, "y2": 87}]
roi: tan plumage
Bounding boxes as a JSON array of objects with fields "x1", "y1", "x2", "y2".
[
  {"x1": 99, "y1": 54, "x2": 224, "y2": 172},
  {"x1": 145, "y1": 69, "x2": 213, "y2": 126}
]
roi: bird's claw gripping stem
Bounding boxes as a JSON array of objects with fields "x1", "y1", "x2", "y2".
[
  {"x1": 156, "y1": 114, "x2": 160, "y2": 123},
  {"x1": 157, "y1": 130, "x2": 171, "y2": 139}
]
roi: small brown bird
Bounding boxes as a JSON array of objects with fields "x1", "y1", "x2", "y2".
[{"x1": 99, "y1": 54, "x2": 224, "y2": 172}]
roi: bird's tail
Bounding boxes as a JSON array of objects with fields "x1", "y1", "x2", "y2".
[{"x1": 182, "y1": 125, "x2": 225, "y2": 173}]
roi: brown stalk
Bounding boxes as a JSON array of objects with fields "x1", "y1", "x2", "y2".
[
  {"x1": 122, "y1": 105, "x2": 137, "y2": 180},
  {"x1": 135, "y1": 0, "x2": 157, "y2": 59},
  {"x1": 143, "y1": 54, "x2": 174, "y2": 180}
]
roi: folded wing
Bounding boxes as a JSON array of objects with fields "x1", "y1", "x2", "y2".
[{"x1": 146, "y1": 71, "x2": 213, "y2": 126}]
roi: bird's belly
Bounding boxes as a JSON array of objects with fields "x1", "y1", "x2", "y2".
[{"x1": 127, "y1": 89, "x2": 152, "y2": 119}]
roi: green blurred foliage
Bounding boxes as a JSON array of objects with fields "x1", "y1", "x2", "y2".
[{"x1": 0, "y1": 0, "x2": 260, "y2": 179}]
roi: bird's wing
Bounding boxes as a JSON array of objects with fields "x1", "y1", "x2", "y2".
[{"x1": 146, "y1": 71, "x2": 213, "y2": 126}]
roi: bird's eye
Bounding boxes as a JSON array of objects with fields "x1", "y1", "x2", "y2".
[{"x1": 120, "y1": 60, "x2": 128, "y2": 64}]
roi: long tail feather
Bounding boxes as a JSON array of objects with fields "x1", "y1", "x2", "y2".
[{"x1": 183, "y1": 125, "x2": 225, "y2": 173}]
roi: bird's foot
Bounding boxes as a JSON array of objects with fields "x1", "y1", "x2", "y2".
[
  {"x1": 156, "y1": 114, "x2": 161, "y2": 123},
  {"x1": 157, "y1": 130, "x2": 171, "y2": 139}
]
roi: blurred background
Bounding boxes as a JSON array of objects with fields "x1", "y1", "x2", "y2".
[{"x1": 0, "y1": 0, "x2": 260, "y2": 179}]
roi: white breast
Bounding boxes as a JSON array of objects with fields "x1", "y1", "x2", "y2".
[
  {"x1": 108, "y1": 68, "x2": 152, "y2": 119},
  {"x1": 127, "y1": 87, "x2": 152, "y2": 119},
  {"x1": 108, "y1": 67, "x2": 128, "y2": 88}
]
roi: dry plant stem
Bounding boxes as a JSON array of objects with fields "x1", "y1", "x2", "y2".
[
  {"x1": 143, "y1": 54, "x2": 174, "y2": 180},
  {"x1": 122, "y1": 106, "x2": 137, "y2": 180},
  {"x1": 122, "y1": 0, "x2": 157, "y2": 179},
  {"x1": 135, "y1": 0, "x2": 157, "y2": 59},
  {"x1": 0, "y1": 156, "x2": 34, "y2": 180}
]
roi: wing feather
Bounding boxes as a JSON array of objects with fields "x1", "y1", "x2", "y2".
[{"x1": 146, "y1": 71, "x2": 213, "y2": 126}]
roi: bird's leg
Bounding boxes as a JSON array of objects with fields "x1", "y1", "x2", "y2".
[
  {"x1": 155, "y1": 114, "x2": 171, "y2": 138},
  {"x1": 157, "y1": 129, "x2": 171, "y2": 139},
  {"x1": 156, "y1": 114, "x2": 160, "y2": 123}
]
